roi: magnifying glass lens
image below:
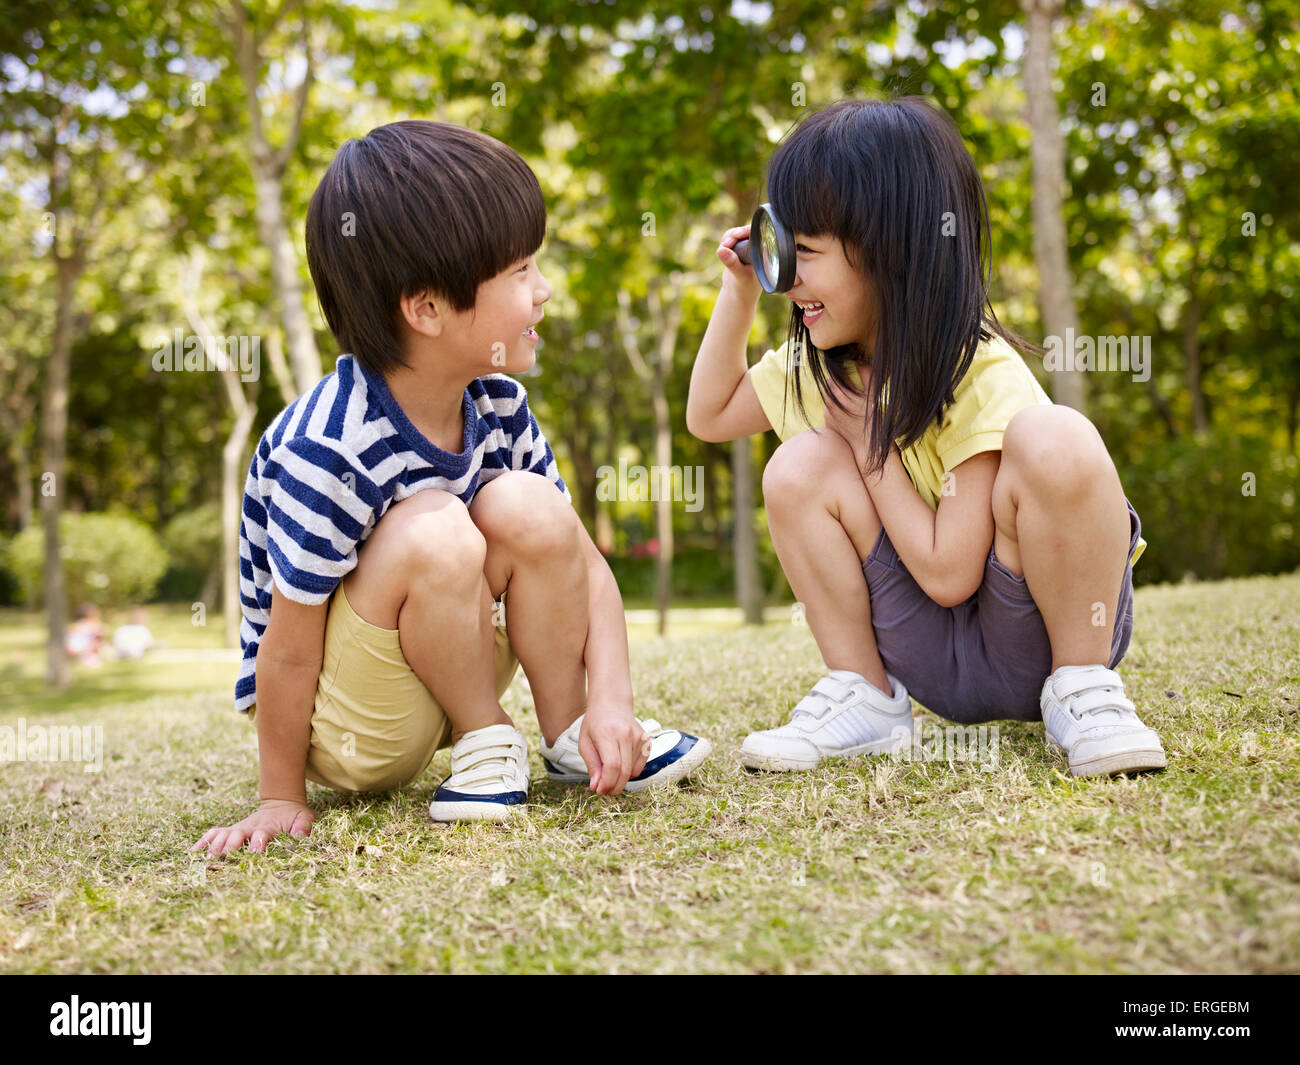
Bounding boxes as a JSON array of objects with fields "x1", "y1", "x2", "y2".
[{"x1": 759, "y1": 217, "x2": 781, "y2": 280}]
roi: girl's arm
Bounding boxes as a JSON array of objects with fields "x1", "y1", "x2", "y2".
[
  {"x1": 686, "y1": 224, "x2": 772, "y2": 442},
  {"x1": 824, "y1": 370, "x2": 999, "y2": 607},
  {"x1": 861, "y1": 447, "x2": 999, "y2": 607}
]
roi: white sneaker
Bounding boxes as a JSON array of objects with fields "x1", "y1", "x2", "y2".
[
  {"x1": 539, "y1": 714, "x2": 712, "y2": 793},
  {"x1": 429, "y1": 724, "x2": 530, "y2": 822},
  {"x1": 1040, "y1": 665, "x2": 1167, "y2": 777},
  {"x1": 740, "y1": 670, "x2": 913, "y2": 772}
]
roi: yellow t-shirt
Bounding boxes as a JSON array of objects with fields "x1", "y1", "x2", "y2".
[{"x1": 748, "y1": 332, "x2": 1147, "y2": 568}]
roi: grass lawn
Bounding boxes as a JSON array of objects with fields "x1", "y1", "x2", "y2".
[{"x1": 1, "y1": 571, "x2": 1297, "y2": 973}]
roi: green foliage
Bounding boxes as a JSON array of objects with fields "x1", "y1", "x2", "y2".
[
  {"x1": 2, "y1": 0, "x2": 1298, "y2": 603},
  {"x1": 607, "y1": 545, "x2": 783, "y2": 601},
  {"x1": 5, "y1": 513, "x2": 169, "y2": 610},
  {"x1": 0, "y1": 534, "x2": 17, "y2": 607},
  {"x1": 157, "y1": 502, "x2": 222, "y2": 602},
  {"x1": 1121, "y1": 432, "x2": 1300, "y2": 585}
]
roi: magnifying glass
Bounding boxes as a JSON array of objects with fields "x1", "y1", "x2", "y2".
[{"x1": 732, "y1": 203, "x2": 796, "y2": 293}]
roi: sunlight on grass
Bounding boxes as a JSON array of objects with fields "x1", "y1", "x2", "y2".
[{"x1": 1, "y1": 572, "x2": 1297, "y2": 973}]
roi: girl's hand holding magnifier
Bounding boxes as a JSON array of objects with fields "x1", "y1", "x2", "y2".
[{"x1": 717, "y1": 223, "x2": 763, "y2": 305}]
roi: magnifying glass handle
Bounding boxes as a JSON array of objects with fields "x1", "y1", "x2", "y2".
[{"x1": 732, "y1": 239, "x2": 752, "y2": 266}]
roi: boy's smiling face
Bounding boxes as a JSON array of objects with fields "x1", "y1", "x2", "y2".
[
  {"x1": 450, "y1": 251, "x2": 552, "y2": 376},
  {"x1": 401, "y1": 250, "x2": 552, "y2": 378}
]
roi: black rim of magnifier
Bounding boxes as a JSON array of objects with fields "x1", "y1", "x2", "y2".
[{"x1": 752, "y1": 202, "x2": 796, "y2": 293}]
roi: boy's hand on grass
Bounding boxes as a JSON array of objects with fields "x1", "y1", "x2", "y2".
[
  {"x1": 191, "y1": 799, "x2": 316, "y2": 858},
  {"x1": 578, "y1": 705, "x2": 652, "y2": 797}
]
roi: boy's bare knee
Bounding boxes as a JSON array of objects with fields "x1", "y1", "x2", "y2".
[
  {"x1": 470, "y1": 471, "x2": 579, "y2": 559},
  {"x1": 379, "y1": 491, "x2": 486, "y2": 582}
]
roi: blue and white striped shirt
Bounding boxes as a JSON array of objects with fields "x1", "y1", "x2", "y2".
[{"x1": 235, "y1": 354, "x2": 569, "y2": 713}]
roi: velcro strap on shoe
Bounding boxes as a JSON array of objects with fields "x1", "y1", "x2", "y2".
[
  {"x1": 451, "y1": 727, "x2": 525, "y2": 774},
  {"x1": 1070, "y1": 688, "x2": 1136, "y2": 718},
  {"x1": 810, "y1": 676, "x2": 852, "y2": 704},
  {"x1": 1052, "y1": 666, "x2": 1123, "y2": 702}
]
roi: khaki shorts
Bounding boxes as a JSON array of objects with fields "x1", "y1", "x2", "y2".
[{"x1": 248, "y1": 583, "x2": 519, "y2": 793}]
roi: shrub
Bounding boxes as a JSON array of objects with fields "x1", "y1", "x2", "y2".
[
  {"x1": 1119, "y1": 431, "x2": 1299, "y2": 585},
  {"x1": 4, "y1": 512, "x2": 169, "y2": 609},
  {"x1": 158, "y1": 502, "x2": 222, "y2": 601}
]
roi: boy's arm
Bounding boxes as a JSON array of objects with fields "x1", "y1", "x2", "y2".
[
  {"x1": 576, "y1": 521, "x2": 650, "y2": 795},
  {"x1": 192, "y1": 585, "x2": 324, "y2": 857},
  {"x1": 580, "y1": 526, "x2": 633, "y2": 714},
  {"x1": 254, "y1": 587, "x2": 328, "y2": 803}
]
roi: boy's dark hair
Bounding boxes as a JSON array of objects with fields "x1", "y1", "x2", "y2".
[
  {"x1": 305, "y1": 120, "x2": 547, "y2": 377},
  {"x1": 766, "y1": 96, "x2": 1042, "y2": 478}
]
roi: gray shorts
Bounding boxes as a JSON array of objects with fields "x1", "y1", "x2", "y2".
[{"x1": 861, "y1": 498, "x2": 1140, "y2": 725}]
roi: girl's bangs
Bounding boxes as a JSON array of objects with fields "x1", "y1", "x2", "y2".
[{"x1": 766, "y1": 132, "x2": 841, "y2": 239}]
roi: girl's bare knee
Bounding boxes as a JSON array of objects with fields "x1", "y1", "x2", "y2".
[{"x1": 763, "y1": 430, "x2": 874, "y2": 510}]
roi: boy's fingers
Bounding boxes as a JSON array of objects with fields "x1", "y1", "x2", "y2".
[
  {"x1": 578, "y1": 730, "x2": 602, "y2": 789},
  {"x1": 218, "y1": 830, "x2": 246, "y2": 856},
  {"x1": 632, "y1": 736, "x2": 650, "y2": 779},
  {"x1": 605, "y1": 734, "x2": 635, "y2": 796},
  {"x1": 594, "y1": 734, "x2": 624, "y2": 795}
]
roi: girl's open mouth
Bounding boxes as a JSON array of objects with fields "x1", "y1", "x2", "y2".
[{"x1": 795, "y1": 300, "x2": 824, "y2": 323}]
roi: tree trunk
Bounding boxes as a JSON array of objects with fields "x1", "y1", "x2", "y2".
[
  {"x1": 9, "y1": 437, "x2": 33, "y2": 531},
  {"x1": 251, "y1": 167, "x2": 320, "y2": 395},
  {"x1": 263, "y1": 324, "x2": 297, "y2": 406},
  {"x1": 227, "y1": 0, "x2": 321, "y2": 397},
  {"x1": 702, "y1": 441, "x2": 722, "y2": 543},
  {"x1": 1022, "y1": 0, "x2": 1085, "y2": 413},
  {"x1": 222, "y1": 404, "x2": 256, "y2": 647},
  {"x1": 41, "y1": 256, "x2": 78, "y2": 687},
  {"x1": 596, "y1": 398, "x2": 617, "y2": 554},
  {"x1": 182, "y1": 248, "x2": 260, "y2": 647},
  {"x1": 564, "y1": 427, "x2": 599, "y2": 537},
  {"x1": 652, "y1": 359, "x2": 672, "y2": 638},
  {"x1": 732, "y1": 435, "x2": 762, "y2": 623},
  {"x1": 1183, "y1": 289, "x2": 1208, "y2": 434},
  {"x1": 1287, "y1": 381, "x2": 1298, "y2": 454}
]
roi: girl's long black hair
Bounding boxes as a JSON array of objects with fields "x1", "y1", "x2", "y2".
[{"x1": 768, "y1": 96, "x2": 1042, "y2": 477}]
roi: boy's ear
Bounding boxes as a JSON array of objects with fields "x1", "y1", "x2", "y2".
[{"x1": 397, "y1": 288, "x2": 447, "y2": 338}]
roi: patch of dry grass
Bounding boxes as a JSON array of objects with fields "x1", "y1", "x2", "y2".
[{"x1": 1, "y1": 571, "x2": 1297, "y2": 973}]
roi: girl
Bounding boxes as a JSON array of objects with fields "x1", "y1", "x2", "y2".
[{"x1": 686, "y1": 96, "x2": 1166, "y2": 778}]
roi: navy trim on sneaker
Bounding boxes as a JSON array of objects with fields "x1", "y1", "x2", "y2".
[
  {"x1": 431, "y1": 786, "x2": 527, "y2": 805},
  {"x1": 631, "y1": 734, "x2": 698, "y2": 781}
]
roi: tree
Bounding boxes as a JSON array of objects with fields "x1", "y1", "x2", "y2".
[
  {"x1": 1021, "y1": 0, "x2": 1086, "y2": 410},
  {"x1": 214, "y1": 0, "x2": 323, "y2": 397},
  {"x1": 0, "y1": 0, "x2": 184, "y2": 683}
]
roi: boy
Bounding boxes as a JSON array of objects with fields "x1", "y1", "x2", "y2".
[{"x1": 193, "y1": 121, "x2": 710, "y2": 856}]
